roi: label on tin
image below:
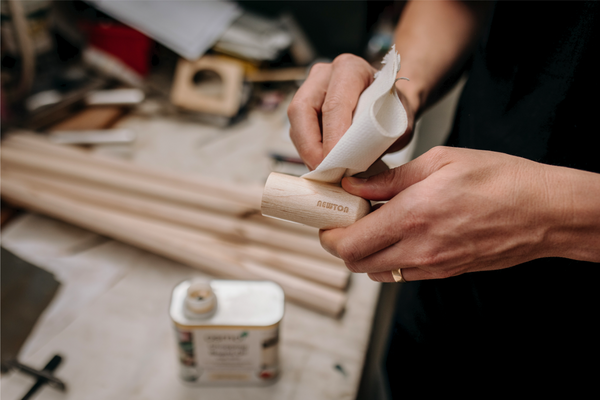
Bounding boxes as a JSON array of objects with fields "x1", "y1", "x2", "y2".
[{"x1": 175, "y1": 326, "x2": 279, "y2": 383}]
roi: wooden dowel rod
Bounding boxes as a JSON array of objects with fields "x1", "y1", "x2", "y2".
[
  {"x1": 225, "y1": 242, "x2": 349, "y2": 289},
  {"x1": 3, "y1": 168, "x2": 348, "y2": 287},
  {"x1": 134, "y1": 217, "x2": 349, "y2": 290},
  {"x1": 1, "y1": 146, "x2": 256, "y2": 217},
  {"x1": 240, "y1": 260, "x2": 346, "y2": 315},
  {"x1": 179, "y1": 232, "x2": 349, "y2": 289},
  {"x1": 4, "y1": 133, "x2": 319, "y2": 236},
  {"x1": 4, "y1": 132, "x2": 264, "y2": 208},
  {"x1": 2, "y1": 167, "x2": 339, "y2": 263},
  {"x1": 0, "y1": 176, "x2": 346, "y2": 317}
]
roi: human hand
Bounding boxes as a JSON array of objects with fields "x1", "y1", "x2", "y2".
[
  {"x1": 288, "y1": 54, "x2": 416, "y2": 171},
  {"x1": 320, "y1": 147, "x2": 574, "y2": 282}
]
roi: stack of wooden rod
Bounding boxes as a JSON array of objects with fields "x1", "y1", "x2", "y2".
[{"x1": 1, "y1": 132, "x2": 350, "y2": 317}]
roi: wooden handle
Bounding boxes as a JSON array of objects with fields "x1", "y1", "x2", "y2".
[{"x1": 261, "y1": 172, "x2": 371, "y2": 229}]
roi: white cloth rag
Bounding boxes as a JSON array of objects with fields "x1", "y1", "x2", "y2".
[{"x1": 302, "y1": 46, "x2": 408, "y2": 183}]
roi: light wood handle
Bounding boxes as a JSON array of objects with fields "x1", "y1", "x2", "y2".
[{"x1": 261, "y1": 172, "x2": 371, "y2": 229}]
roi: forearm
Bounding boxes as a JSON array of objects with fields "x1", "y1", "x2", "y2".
[
  {"x1": 543, "y1": 165, "x2": 600, "y2": 263},
  {"x1": 394, "y1": 0, "x2": 493, "y2": 116}
]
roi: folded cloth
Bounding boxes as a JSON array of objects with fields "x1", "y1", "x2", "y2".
[{"x1": 302, "y1": 46, "x2": 409, "y2": 184}]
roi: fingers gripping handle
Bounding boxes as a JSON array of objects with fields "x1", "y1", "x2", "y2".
[{"x1": 261, "y1": 172, "x2": 371, "y2": 230}]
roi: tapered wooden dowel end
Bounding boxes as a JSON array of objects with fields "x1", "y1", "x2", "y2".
[{"x1": 261, "y1": 172, "x2": 371, "y2": 230}]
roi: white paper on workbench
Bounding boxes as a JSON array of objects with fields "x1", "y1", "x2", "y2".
[
  {"x1": 302, "y1": 47, "x2": 409, "y2": 183},
  {"x1": 87, "y1": 0, "x2": 241, "y2": 60}
]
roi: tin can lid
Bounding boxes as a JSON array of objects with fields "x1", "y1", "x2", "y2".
[
  {"x1": 170, "y1": 279, "x2": 285, "y2": 328},
  {"x1": 184, "y1": 279, "x2": 217, "y2": 318}
]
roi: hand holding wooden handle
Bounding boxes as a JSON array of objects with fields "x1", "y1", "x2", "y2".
[{"x1": 261, "y1": 172, "x2": 371, "y2": 230}]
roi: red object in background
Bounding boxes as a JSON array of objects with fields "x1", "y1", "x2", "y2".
[{"x1": 81, "y1": 21, "x2": 153, "y2": 76}]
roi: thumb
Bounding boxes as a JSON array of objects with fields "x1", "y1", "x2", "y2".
[{"x1": 341, "y1": 147, "x2": 451, "y2": 200}]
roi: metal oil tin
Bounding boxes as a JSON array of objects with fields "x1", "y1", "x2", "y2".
[{"x1": 169, "y1": 279, "x2": 284, "y2": 385}]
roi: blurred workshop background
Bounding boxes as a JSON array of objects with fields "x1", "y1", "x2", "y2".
[{"x1": 1, "y1": 1, "x2": 464, "y2": 400}]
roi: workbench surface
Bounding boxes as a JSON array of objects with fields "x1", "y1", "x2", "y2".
[{"x1": 1, "y1": 104, "x2": 383, "y2": 400}]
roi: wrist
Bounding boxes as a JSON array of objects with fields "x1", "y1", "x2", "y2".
[{"x1": 539, "y1": 165, "x2": 600, "y2": 263}]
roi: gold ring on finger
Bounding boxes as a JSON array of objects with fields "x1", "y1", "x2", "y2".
[{"x1": 392, "y1": 268, "x2": 407, "y2": 283}]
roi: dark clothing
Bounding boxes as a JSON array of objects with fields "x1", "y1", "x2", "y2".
[
  {"x1": 386, "y1": 1, "x2": 600, "y2": 397},
  {"x1": 448, "y1": 0, "x2": 600, "y2": 172}
]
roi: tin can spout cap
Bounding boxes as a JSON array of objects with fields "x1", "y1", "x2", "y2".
[{"x1": 184, "y1": 279, "x2": 217, "y2": 318}]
